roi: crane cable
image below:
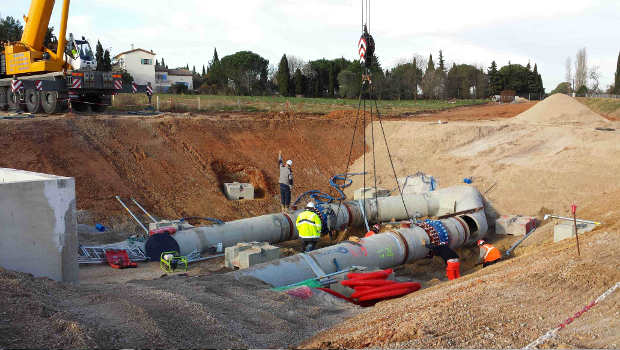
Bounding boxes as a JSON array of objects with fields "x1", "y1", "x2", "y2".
[{"x1": 334, "y1": 0, "x2": 413, "y2": 230}]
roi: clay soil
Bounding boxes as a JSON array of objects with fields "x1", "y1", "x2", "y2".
[
  {"x1": 1, "y1": 99, "x2": 619, "y2": 348},
  {"x1": 0, "y1": 112, "x2": 364, "y2": 229}
]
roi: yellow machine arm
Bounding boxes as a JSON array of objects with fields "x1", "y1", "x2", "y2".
[{"x1": 4, "y1": 0, "x2": 71, "y2": 75}]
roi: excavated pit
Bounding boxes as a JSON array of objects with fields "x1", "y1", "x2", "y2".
[{"x1": 1, "y1": 98, "x2": 619, "y2": 348}]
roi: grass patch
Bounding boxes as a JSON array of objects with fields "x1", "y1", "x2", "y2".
[
  {"x1": 111, "y1": 94, "x2": 487, "y2": 115},
  {"x1": 578, "y1": 97, "x2": 620, "y2": 118}
]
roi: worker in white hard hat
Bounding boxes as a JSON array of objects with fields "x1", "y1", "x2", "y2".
[
  {"x1": 278, "y1": 151, "x2": 294, "y2": 212},
  {"x1": 296, "y1": 202, "x2": 323, "y2": 252}
]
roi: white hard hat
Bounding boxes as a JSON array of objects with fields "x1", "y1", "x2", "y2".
[
  {"x1": 306, "y1": 202, "x2": 315, "y2": 208},
  {"x1": 286, "y1": 159, "x2": 293, "y2": 166}
]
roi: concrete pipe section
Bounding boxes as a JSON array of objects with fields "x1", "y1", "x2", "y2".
[
  {"x1": 234, "y1": 186, "x2": 488, "y2": 287},
  {"x1": 145, "y1": 203, "x2": 353, "y2": 260},
  {"x1": 146, "y1": 186, "x2": 487, "y2": 269}
]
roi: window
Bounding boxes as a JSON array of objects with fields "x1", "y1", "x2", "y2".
[{"x1": 141, "y1": 59, "x2": 153, "y2": 65}]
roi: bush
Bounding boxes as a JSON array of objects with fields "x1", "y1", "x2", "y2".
[
  {"x1": 170, "y1": 83, "x2": 189, "y2": 94},
  {"x1": 576, "y1": 85, "x2": 588, "y2": 97},
  {"x1": 551, "y1": 82, "x2": 571, "y2": 95}
]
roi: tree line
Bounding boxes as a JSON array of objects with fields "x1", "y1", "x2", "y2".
[
  {"x1": 554, "y1": 47, "x2": 620, "y2": 96},
  {"x1": 4, "y1": 14, "x2": 549, "y2": 100},
  {"x1": 183, "y1": 47, "x2": 545, "y2": 100}
]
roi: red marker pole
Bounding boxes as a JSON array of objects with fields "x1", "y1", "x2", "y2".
[{"x1": 572, "y1": 204, "x2": 580, "y2": 256}]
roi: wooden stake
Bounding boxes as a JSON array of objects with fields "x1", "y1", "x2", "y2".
[{"x1": 572, "y1": 204, "x2": 580, "y2": 256}]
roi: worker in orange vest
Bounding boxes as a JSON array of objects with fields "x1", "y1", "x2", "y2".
[{"x1": 477, "y1": 240, "x2": 501, "y2": 267}]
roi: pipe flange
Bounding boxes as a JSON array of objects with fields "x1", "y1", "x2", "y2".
[
  {"x1": 424, "y1": 219, "x2": 450, "y2": 245},
  {"x1": 417, "y1": 222, "x2": 441, "y2": 246},
  {"x1": 390, "y1": 230, "x2": 410, "y2": 265},
  {"x1": 282, "y1": 213, "x2": 294, "y2": 240}
]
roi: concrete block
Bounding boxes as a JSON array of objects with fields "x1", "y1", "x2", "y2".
[
  {"x1": 495, "y1": 215, "x2": 536, "y2": 236},
  {"x1": 354, "y1": 187, "x2": 390, "y2": 201},
  {"x1": 225, "y1": 242, "x2": 280, "y2": 270},
  {"x1": 0, "y1": 168, "x2": 78, "y2": 282},
  {"x1": 554, "y1": 222, "x2": 596, "y2": 243},
  {"x1": 223, "y1": 182, "x2": 254, "y2": 200}
]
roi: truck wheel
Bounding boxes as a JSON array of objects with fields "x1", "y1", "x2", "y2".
[
  {"x1": 25, "y1": 89, "x2": 42, "y2": 113},
  {"x1": 41, "y1": 91, "x2": 60, "y2": 114},
  {"x1": 0, "y1": 87, "x2": 7, "y2": 111}
]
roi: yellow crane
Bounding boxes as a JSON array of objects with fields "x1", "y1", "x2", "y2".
[
  {"x1": 1, "y1": 0, "x2": 126, "y2": 113},
  {"x1": 4, "y1": 0, "x2": 71, "y2": 75}
]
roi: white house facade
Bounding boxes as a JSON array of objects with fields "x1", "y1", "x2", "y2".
[{"x1": 114, "y1": 48, "x2": 156, "y2": 86}]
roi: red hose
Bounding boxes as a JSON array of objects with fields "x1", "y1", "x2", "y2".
[
  {"x1": 341, "y1": 279, "x2": 397, "y2": 287},
  {"x1": 346, "y1": 268, "x2": 393, "y2": 280},
  {"x1": 350, "y1": 282, "x2": 421, "y2": 299},
  {"x1": 357, "y1": 287, "x2": 416, "y2": 302},
  {"x1": 353, "y1": 286, "x2": 375, "y2": 292},
  {"x1": 316, "y1": 287, "x2": 357, "y2": 304}
]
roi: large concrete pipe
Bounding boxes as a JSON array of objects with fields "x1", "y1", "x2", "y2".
[
  {"x1": 234, "y1": 186, "x2": 488, "y2": 287},
  {"x1": 145, "y1": 203, "x2": 353, "y2": 260},
  {"x1": 146, "y1": 185, "x2": 486, "y2": 262},
  {"x1": 234, "y1": 214, "x2": 487, "y2": 287}
]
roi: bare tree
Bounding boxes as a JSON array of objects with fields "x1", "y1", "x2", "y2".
[
  {"x1": 287, "y1": 55, "x2": 305, "y2": 75},
  {"x1": 574, "y1": 48, "x2": 588, "y2": 90},
  {"x1": 589, "y1": 65, "x2": 601, "y2": 94},
  {"x1": 565, "y1": 57, "x2": 573, "y2": 88}
]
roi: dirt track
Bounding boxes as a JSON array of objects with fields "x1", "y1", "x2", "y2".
[{"x1": 1, "y1": 99, "x2": 619, "y2": 348}]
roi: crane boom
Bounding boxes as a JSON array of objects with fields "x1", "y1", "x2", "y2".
[
  {"x1": 0, "y1": 0, "x2": 141, "y2": 115},
  {"x1": 4, "y1": 0, "x2": 70, "y2": 75}
]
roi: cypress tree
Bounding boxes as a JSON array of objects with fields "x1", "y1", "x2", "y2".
[
  {"x1": 488, "y1": 61, "x2": 500, "y2": 96},
  {"x1": 95, "y1": 40, "x2": 104, "y2": 71},
  {"x1": 533, "y1": 64, "x2": 543, "y2": 94},
  {"x1": 103, "y1": 50, "x2": 112, "y2": 72},
  {"x1": 295, "y1": 68, "x2": 303, "y2": 95},
  {"x1": 615, "y1": 51, "x2": 620, "y2": 94},
  {"x1": 202, "y1": 64, "x2": 206, "y2": 77},
  {"x1": 438, "y1": 50, "x2": 446, "y2": 73},
  {"x1": 212, "y1": 48, "x2": 219, "y2": 64},
  {"x1": 526, "y1": 62, "x2": 537, "y2": 94},
  {"x1": 276, "y1": 54, "x2": 290, "y2": 96},
  {"x1": 328, "y1": 62, "x2": 335, "y2": 97}
]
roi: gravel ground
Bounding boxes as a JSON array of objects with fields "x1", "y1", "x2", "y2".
[
  {"x1": 301, "y1": 228, "x2": 620, "y2": 349},
  {"x1": 0, "y1": 272, "x2": 359, "y2": 348}
]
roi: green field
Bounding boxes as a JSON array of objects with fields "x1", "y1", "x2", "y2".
[{"x1": 112, "y1": 93, "x2": 487, "y2": 115}]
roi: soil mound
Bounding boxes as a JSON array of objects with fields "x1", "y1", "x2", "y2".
[{"x1": 513, "y1": 93, "x2": 609, "y2": 125}]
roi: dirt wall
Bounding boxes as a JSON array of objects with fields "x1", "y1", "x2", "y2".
[{"x1": 0, "y1": 113, "x2": 362, "y2": 226}]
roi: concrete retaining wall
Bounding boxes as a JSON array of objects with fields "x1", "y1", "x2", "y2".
[{"x1": 0, "y1": 168, "x2": 78, "y2": 282}]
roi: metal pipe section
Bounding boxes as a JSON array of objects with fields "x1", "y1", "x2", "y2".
[
  {"x1": 146, "y1": 185, "x2": 486, "y2": 264},
  {"x1": 543, "y1": 214, "x2": 601, "y2": 226},
  {"x1": 115, "y1": 196, "x2": 148, "y2": 234}
]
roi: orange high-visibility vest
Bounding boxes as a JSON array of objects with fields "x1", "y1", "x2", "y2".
[{"x1": 482, "y1": 244, "x2": 501, "y2": 263}]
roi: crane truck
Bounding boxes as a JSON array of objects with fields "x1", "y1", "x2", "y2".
[{"x1": 0, "y1": 0, "x2": 134, "y2": 114}]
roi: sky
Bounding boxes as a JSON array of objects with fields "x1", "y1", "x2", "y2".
[{"x1": 2, "y1": 0, "x2": 619, "y2": 91}]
